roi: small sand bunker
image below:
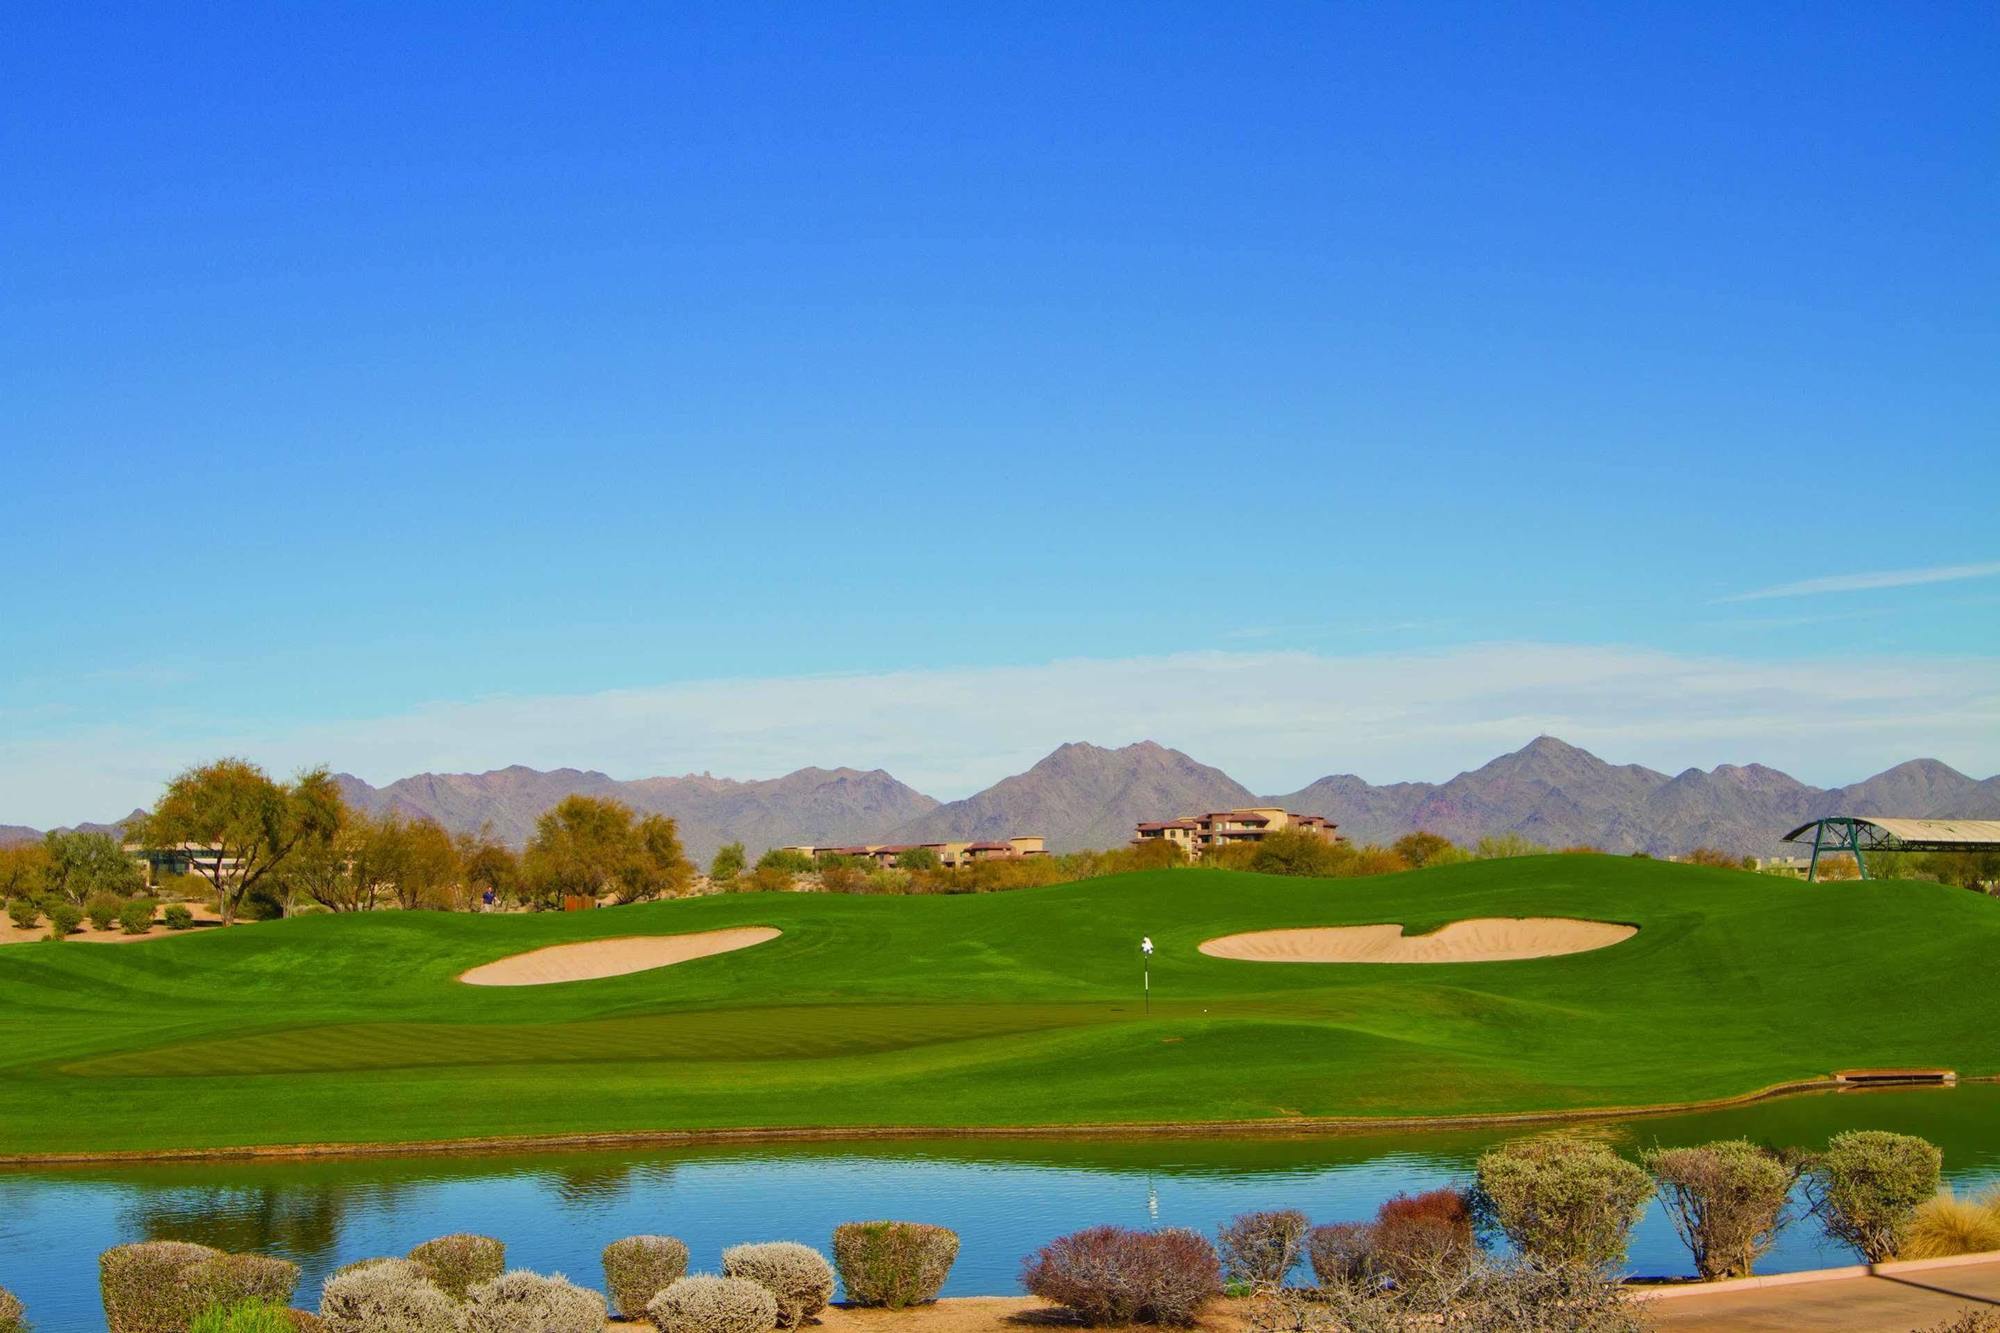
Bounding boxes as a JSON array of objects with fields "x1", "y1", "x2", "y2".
[
  {"x1": 1199, "y1": 918, "x2": 1635, "y2": 964},
  {"x1": 460, "y1": 927, "x2": 780, "y2": 986}
]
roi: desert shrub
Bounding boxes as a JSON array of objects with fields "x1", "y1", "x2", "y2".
[
  {"x1": 47, "y1": 902, "x2": 83, "y2": 937},
  {"x1": 831, "y1": 1221, "x2": 959, "y2": 1308},
  {"x1": 179, "y1": 1253, "x2": 300, "y2": 1319},
  {"x1": 603, "y1": 1235, "x2": 690, "y2": 1318},
  {"x1": 722, "y1": 1243, "x2": 834, "y2": 1329},
  {"x1": 101, "y1": 1240, "x2": 222, "y2": 1333},
  {"x1": 407, "y1": 1233, "x2": 505, "y2": 1300},
  {"x1": 1021, "y1": 1226, "x2": 1221, "y2": 1327},
  {"x1": 1390, "y1": 831, "x2": 1468, "y2": 869},
  {"x1": 1305, "y1": 1223, "x2": 1376, "y2": 1288},
  {"x1": 5, "y1": 899, "x2": 38, "y2": 930},
  {"x1": 1258, "y1": 1256, "x2": 1648, "y2": 1333},
  {"x1": 646, "y1": 1275, "x2": 778, "y2": 1333},
  {"x1": 1902, "y1": 1189, "x2": 2000, "y2": 1260},
  {"x1": 1916, "y1": 1312, "x2": 2000, "y2": 1333},
  {"x1": 1217, "y1": 1209, "x2": 1309, "y2": 1288},
  {"x1": 459, "y1": 1271, "x2": 605, "y2": 1333},
  {"x1": 1809, "y1": 1130, "x2": 1943, "y2": 1261},
  {"x1": 1372, "y1": 1189, "x2": 1475, "y2": 1284},
  {"x1": 1471, "y1": 1134, "x2": 1653, "y2": 1269},
  {"x1": 1474, "y1": 832, "x2": 1548, "y2": 859},
  {"x1": 85, "y1": 892, "x2": 127, "y2": 930},
  {"x1": 1644, "y1": 1139, "x2": 1798, "y2": 1279},
  {"x1": 318, "y1": 1260, "x2": 458, "y2": 1333},
  {"x1": 164, "y1": 904, "x2": 195, "y2": 930},
  {"x1": 0, "y1": 1285, "x2": 25, "y2": 1333},
  {"x1": 120, "y1": 899, "x2": 157, "y2": 934},
  {"x1": 188, "y1": 1300, "x2": 298, "y2": 1333}
]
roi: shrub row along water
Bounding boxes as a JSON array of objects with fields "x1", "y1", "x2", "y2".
[{"x1": 6, "y1": 1129, "x2": 1993, "y2": 1333}]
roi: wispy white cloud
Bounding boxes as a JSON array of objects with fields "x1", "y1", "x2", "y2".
[
  {"x1": 2, "y1": 643, "x2": 1995, "y2": 827},
  {"x1": 1719, "y1": 560, "x2": 2000, "y2": 603}
]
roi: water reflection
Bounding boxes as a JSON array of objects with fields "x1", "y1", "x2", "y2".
[{"x1": 3, "y1": 1085, "x2": 1995, "y2": 1333}]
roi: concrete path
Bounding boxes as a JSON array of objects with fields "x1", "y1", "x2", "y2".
[{"x1": 1645, "y1": 1254, "x2": 2000, "y2": 1331}]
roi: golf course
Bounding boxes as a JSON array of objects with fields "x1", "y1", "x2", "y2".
[{"x1": 2, "y1": 855, "x2": 1996, "y2": 1159}]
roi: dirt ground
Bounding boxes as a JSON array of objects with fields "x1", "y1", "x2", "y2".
[{"x1": 0, "y1": 897, "x2": 223, "y2": 946}]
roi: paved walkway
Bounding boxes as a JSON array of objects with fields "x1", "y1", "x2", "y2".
[{"x1": 1645, "y1": 1255, "x2": 2000, "y2": 1331}]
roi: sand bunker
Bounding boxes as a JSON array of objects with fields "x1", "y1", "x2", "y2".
[
  {"x1": 1199, "y1": 918, "x2": 1635, "y2": 964},
  {"x1": 460, "y1": 927, "x2": 781, "y2": 986}
]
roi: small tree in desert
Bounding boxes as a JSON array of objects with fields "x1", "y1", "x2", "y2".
[{"x1": 135, "y1": 759, "x2": 345, "y2": 925}]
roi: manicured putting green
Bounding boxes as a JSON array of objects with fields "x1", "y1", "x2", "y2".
[{"x1": 0, "y1": 855, "x2": 1994, "y2": 1156}]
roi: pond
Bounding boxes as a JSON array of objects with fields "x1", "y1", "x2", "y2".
[{"x1": 3, "y1": 1085, "x2": 1996, "y2": 1332}]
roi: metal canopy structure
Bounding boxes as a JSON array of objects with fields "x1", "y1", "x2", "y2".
[{"x1": 1780, "y1": 817, "x2": 2000, "y2": 882}]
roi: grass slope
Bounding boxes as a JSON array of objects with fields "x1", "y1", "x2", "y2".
[{"x1": 0, "y1": 856, "x2": 1994, "y2": 1155}]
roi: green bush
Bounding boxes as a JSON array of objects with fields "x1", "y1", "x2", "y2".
[
  {"x1": 406, "y1": 1233, "x2": 504, "y2": 1300},
  {"x1": 100, "y1": 1240, "x2": 222, "y2": 1333},
  {"x1": 179, "y1": 1254, "x2": 299, "y2": 1320},
  {"x1": 46, "y1": 903, "x2": 83, "y2": 938},
  {"x1": 120, "y1": 899, "x2": 158, "y2": 935},
  {"x1": 1643, "y1": 1139, "x2": 1798, "y2": 1279},
  {"x1": 85, "y1": 892, "x2": 127, "y2": 931},
  {"x1": 458, "y1": 1271, "x2": 604, "y2": 1333},
  {"x1": 1216, "y1": 1209, "x2": 1309, "y2": 1288},
  {"x1": 830, "y1": 1221, "x2": 958, "y2": 1308},
  {"x1": 722, "y1": 1242, "x2": 834, "y2": 1329},
  {"x1": 4, "y1": 899, "x2": 36, "y2": 930},
  {"x1": 1810, "y1": 1130, "x2": 1944, "y2": 1261},
  {"x1": 1471, "y1": 1134, "x2": 1654, "y2": 1269},
  {"x1": 164, "y1": 904, "x2": 195, "y2": 931},
  {"x1": 602, "y1": 1235, "x2": 690, "y2": 1319},
  {"x1": 647, "y1": 1275, "x2": 779, "y2": 1333},
  {"x1": 318, "y1": 1261, "x2": 456, "y2": 1333},
  {"x1": 188, "y1": 1299, "x2": 297, "y2": 1333},
  {"x1": 0, "y1": 1284, "x2": 26, "y2": 1333}
]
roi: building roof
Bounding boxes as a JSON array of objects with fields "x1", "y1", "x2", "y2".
[
  {"x1": 1781, "y1": 817, "x2": 2000, "y2": 849},
  {"x1": 1203, "y1": 811, "x2": 1270, "y2": 823}
]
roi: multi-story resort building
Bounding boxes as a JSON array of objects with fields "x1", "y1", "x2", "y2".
[
  {"x1": 781, "y1": 836, "x2": 1048, "y2": 870},
  {"x1": 1132, "y1": 808, "x2": 1340, "y2": 860}
]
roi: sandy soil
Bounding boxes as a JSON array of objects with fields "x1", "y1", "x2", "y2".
[
  {"x1": 1199, "y1": 917, "x2": 1636, "y2": 963},
  {"x1": 0, "y1": 899, "x2": 223, "y2": 946},
  {"x1": 460, "y1": 926, "x2": 782, "y2": 986},
  {"x1": 612, "y1": 1297, "x2": 1252, "y2": 1333}
]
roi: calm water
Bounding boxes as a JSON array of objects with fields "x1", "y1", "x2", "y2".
[{"x1": 3, "y1": 1086, "x2": 1996, "y2": 1333}]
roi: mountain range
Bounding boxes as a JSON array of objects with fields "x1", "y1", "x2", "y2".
[{"x1": 7, "y1": 737, "x2": 1998, "y2": 862}]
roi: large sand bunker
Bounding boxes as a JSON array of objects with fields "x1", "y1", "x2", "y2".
[
  {"x1": 460, "y1": 927, "x2": 781, "y2": 986},
  {"x1": 1199, "y1": 918, "x2": 1635, "y2": 964}
]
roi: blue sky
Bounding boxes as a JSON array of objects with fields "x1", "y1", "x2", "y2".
[{"x1": 3, "y1": 3, "x2": 1996, "y2": 822}]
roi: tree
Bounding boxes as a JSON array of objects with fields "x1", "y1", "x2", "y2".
[
  {"x1": 756, "y1": 848, "x2": 816, "y2": 875},
  {"x1": 135, "y1": 759, "x2": 345, "y2": 925},
  {"x1": 1644, "y1": 1140, "x2": 1800, "y2": 1280},
  {"x1": 459, "y1": 827, "x2": 520, "y2": 906},
  {"x1": 522, "y1": 796, "x2": 693, "y2": 907},
  {"x1": 709, "y1": 842, "x2": 747, "y2": 883},
  {"x1": 43, "y1": 829, "x2": 143, "y2": 903},
  {"x1": 1391, "y1": 831, "x2": 1465, "y2": 869},
  {"x1": 1128, "y1": 838, "x2": 1187, "y2": 870},
  {"x1": 1685, "y1": 846, "x2": 1744, "y2": 869},
  {"x1": 395, "y1": 817, "x2": 464, "y2": 910},
  {"x1": 1249, "y1": 829, "x2": 1352, "y2": 878},
  {"x1": 0, "y1": 842, "x2": 51, "y2": 900},
  {"x1": 1474, "y1": 832, "x2": 1548, "y2": 859},
  {"x1": 895, "y1": 845, "x2": 938, "y2": 872}
]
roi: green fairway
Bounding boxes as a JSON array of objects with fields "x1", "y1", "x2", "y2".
[{"x1": 1, "y1": 855, "x2": 1995, "y2": 1156}]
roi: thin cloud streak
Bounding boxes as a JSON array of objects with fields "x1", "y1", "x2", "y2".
[
  {"x1": 2, "y1": 643, "x2": 1996, "y2": 828},
  {"x1": 1719, "y1": 560, "x2": 2000, "y2": 603}
]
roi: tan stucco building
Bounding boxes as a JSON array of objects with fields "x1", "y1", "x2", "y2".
[{"x1": 1133, "y1": 807, "x2": 1340, "y2": 860}]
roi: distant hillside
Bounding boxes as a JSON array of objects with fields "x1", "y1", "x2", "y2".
[
  {"x1": 1273, "y1": 737, "x2": 2000, "y2": 857},
  {"x1": 336, "y1": 764, "x2": 938, "y2": 861},
  {"x1": 9, "y1": 739, "x2": 1997, "y2": 862},
  {"x1": 891, "y1": 740, "x2": 1258, "y2": 851}
]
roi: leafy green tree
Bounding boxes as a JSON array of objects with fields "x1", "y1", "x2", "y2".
[
  {"x1": 635, "y1": 813, "x2": 696, "y2": 900},
  {"x1": 0, "y1": 843, "x2": 52, "y2": 900},
  {"x1": 522, "y1": 796, "x2": 693, "y2": 907},
  {"x1": 895, "y1": 845, "x2": 938, "y2": 872},
  {"x1": 459, "y1": 827, "x2": 520, "y2": 906},
  {"x1": 393, "y1": 818, "x2": 464, "y2": 909},
  {"x1": 43, "y1": 829, "x2": 143, "y2": 903},
  {"x1": 1248, "y1": 828, "x2": 1351, "y2": 877},
  {"x1": 756, "y1": 848, "x2": 817, "y2": 875},
  {"x1": 709, "y1": 842, "x2": 748, "y2": 882},
  {"x1": 1391, "y1": 831, "x2": 1466, "y2": 869},
  {"x1": 135, "y1": 759, "x2": 345, "y2": 925}
]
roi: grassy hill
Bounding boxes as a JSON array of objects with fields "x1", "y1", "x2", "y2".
[{"x1": 1, "y1": 855, "x2": 1994, "y2": 1156}]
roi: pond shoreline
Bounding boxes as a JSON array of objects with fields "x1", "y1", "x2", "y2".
[{"x1": 17, "y1": 1073, "x2": 1986, "y2": 1166}]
